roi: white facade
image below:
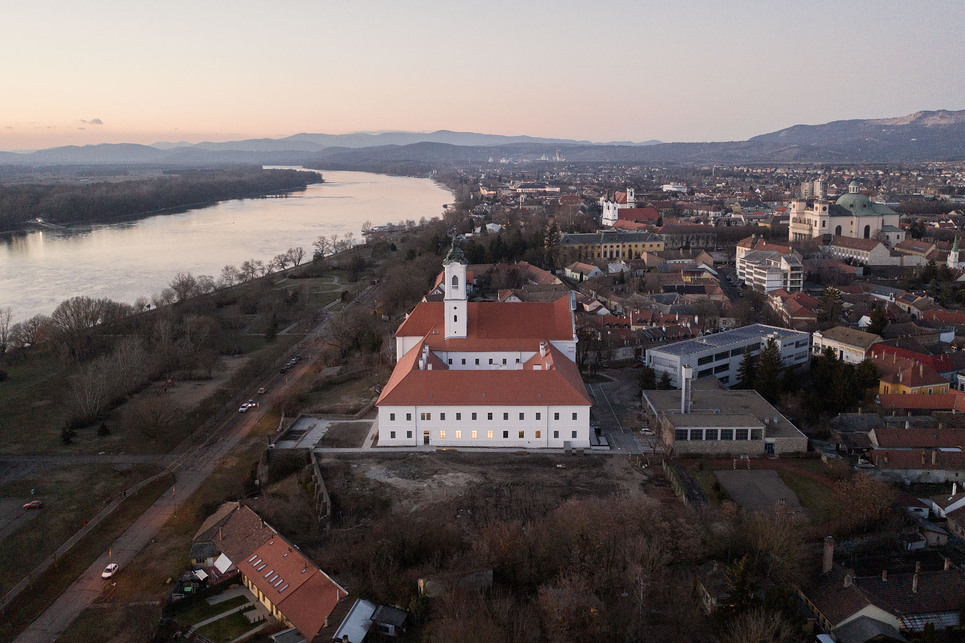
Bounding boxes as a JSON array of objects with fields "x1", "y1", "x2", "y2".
[
  {"x1": 600, "y1": 187, "x2": 634, "y2": 226},
  {"x1": 378, "y1": 250, "x2": 590, "y2": 449},
  {"x1": 738, "y1": 251, "x2": 804, "y2": 293},
  {"x1": 788, "y1": 181, "x2": 903, "y2": 244},
  {"x1": 645, "y1": 324, "x2": 810, "y2": 388}
]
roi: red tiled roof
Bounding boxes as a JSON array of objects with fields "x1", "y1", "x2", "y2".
[
  {"x1": 877, "y1": 391, "x2": 965, "y2": 412},
  {"x1": 872, "y1": 427, "x2": 965, "y2": 449},
  {"x1": 377, "y1": 342, "x2": 591, "y2": 407},
  {"x1": 612, "y1": 219, "x2": 650, "y2": 231},
  {"x1": 616, "y1": 207, "x2": 659, "y2": 222},
  {"x1": 923, "y1": 309, "x2": 965, "y2": 325},
  {"x1": 396, "y1": 297, "x2": 575, "y2": 348},
  {"x1": 880, "y1": 363, "x2": 948, "y2": 388},
  {"x1": 830, "y1": 236, "x2": 884, "y2": 252},
  {"x1": 244, "y1": 539, "x2": 347, "y2": 640}
]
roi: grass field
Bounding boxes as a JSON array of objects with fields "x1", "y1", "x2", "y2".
[
  {"x1": 0, "y1": 473, "x2": 174, "y2": 641},
  {"x1": 776, "y1": 470, "x2": 841, "y2": 524}
]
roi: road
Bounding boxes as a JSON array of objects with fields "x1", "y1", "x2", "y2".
[
  {"x1": 0, "y1": 455, "x2": 176, "y2": 487},
  {"x1": 586, "y1": 369, "x2": 660, "y2": 455},
  {"x1": 14, "y1": 301, "x2": 342, "y2": 642}
]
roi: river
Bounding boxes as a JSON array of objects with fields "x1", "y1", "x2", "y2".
[{"x1": 0, "y1": 170, "x2": 452, "y2": 320}]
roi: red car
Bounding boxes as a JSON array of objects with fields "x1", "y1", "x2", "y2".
[{"x1": 23, "y1": 500, "x2": 44, "y2": 510}]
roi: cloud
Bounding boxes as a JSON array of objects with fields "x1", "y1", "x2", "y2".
[{"x1": 80, "y1": 118, "x2": 104, "y2": 125}]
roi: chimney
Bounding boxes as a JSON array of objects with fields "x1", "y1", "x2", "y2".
[
  {"x1": 953, "y1": 482, "x2": 958, "y2": 496},
  {"x1": 915, "y1": 561, "x2": 921, "y2": 574},
  {"x1": 540, "y1": 341, "x2": 547, "y2": 358},
  {"x1": 219, "y1": 527, "x2": 223, "y2": 542},
  {"x1": 945, "y1": 557, "x2": 952, "y2": 571},
  {"x1": 680, "y1": 365, "x2": 694, "y2": 414},
  {"x1": 822, "y1": 536, "x2": 834, "y2": 575},
  {"x1": 881, "y1": 569, "x2": 887, "y2": 581},
  {"x1": 843, "y1": 572, "x2": 853, "y2": 588},
  {"x1": 912, "y1": 573, "x2": 919, "y2": 594}
]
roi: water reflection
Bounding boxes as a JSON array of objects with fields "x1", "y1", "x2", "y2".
[{"x1": 0, "y1": 171, "x2": 451, "y2": 319}]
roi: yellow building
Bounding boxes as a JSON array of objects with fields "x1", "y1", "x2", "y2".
[
  {"x1": 879, "y1": 363, "x2": 949, "y2": 396},
  {"x1": 560, "y1": 230, "x2": 664, "y2": 261}
]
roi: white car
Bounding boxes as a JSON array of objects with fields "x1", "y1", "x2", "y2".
[
  {"x1": 102, "y1": 563, "x2": 119, "y2": 579},
  {"x1": 238, "y1": 403, "x2": 250, "y2": 413}
]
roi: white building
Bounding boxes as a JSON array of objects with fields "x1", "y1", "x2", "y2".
[
  {"x1": 645, "y1": 324, "x2": 810, "y2": 388},
  {"x1": 600, "y1": 187, "x2": 635, "y2": 226},
  {"x1": 788, "y1": 180, "x2": 903, "y2": 245},
  {"x1": 739, "y1": 251, "x2": 804, "y2": 293},
  {"x1": 377, "y1": 244, "x2": 591, "y2": 449},
  {"x1": 811, "y1": 327, "x2": 882, "y2": 365}
]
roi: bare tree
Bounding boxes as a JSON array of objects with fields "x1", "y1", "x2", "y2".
[
  {"x1": 133, "y1": 296, "x2": 150, "y2": 312},
  {"x1": 719, "y1": 608, "x2": 795, "y2": 643},
  {"x1": 12, "y1": 314, "x2": 52, "y2": 348},
  {"x1": 287, "y1": 246, "x2": 305, "y2": 266},
  {"x1": 124, "y1": 395, "x2": 179, "y2": 442},
  {"x1": 196, "y1": 275, "x2": 217, "y2": 294},
  {"x1": 219, "y1": 264, "x2": 242, "y2": 287},
  {"x1": 312, "y1": 235, "x2": 332, "y2": 260},
  {"x1": 169, "y1": 272, "x2": 198, "y2": 302},
  {"x1": 0, "y1": 307, "x2": 12, "y2": 358}
]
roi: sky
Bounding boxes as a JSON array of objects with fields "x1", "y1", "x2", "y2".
[{"x1": 2, "y1": 0, "x2": 964, "y2": 151}]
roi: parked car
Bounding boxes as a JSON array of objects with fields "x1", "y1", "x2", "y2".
[
  {"x1": 22, "y1": 500, "x2": 43, "y2": 510},
  {"x1": 257, "y1": 387, "x2": 266, "y2": 394},
  {"x1": 102, "y1": 563, "x2": 119, "y2": 579},
  {"x1": 238, "y1": 403, "x2": 250, "y2": 413}
]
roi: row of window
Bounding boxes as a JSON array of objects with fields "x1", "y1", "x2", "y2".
[
  {"x1": 448, "y1": 357, "x2": 520, "y2": 366},
  {"x1": 674, "y1": 428, "x2": 763, "y2": 441},
  {"x1": 389, "y1": 411, "x2": 577, "y2": 422},
  {"x1": 388, "y1": 429, "x2": 580, "y2": 440}
]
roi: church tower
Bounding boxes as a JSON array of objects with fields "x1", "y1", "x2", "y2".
[
  {"x1": 443, "y1": 238, "x2": 468, "y2": 339},
  {"x1": 949, "y1": 236, "x2": 963, "y2": 270}
]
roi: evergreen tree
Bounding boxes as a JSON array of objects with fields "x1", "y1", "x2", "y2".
[
  {"x1": 866, "y1": 304, "x2": 887, "y2": 336},
  {"x1": 639, "y1": 366, "x2": 657, "y2": 391},
  {"x1": 736, "y1": 346, "x2": 757, "y2": 389},
  {"x1": 658, "y1": 372, "x2": 672, "y2": 390},
  {"x1": 754, "y1": 339, "x2": 782, "y2": 402},
  {"x1": 818, "y1": 287, "x2": 843, "y2": 324},
  {"x1": 855, "y1": 359, "x2": 881, "y2": 392}
]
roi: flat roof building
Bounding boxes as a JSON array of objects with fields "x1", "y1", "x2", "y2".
[{"x1": 645, "y1": 324, "x2": 810, "y2": 388}]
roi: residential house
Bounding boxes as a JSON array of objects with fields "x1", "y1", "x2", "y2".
[
  {"x1": 564, "y1": 262, "x2": 604, "y2": 282},
  {"x1": 812, "y1": 327, "x2": 882, "y2": 365}
]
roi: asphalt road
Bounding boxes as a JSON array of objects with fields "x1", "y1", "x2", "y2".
[{"x1": 14, "y1": 307, "x2": 341, "y2": 642}]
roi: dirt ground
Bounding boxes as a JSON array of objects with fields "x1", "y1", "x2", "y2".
[
  {"x1": 320, "y1": 451, "x2": 668, "y2": 518},
  {"x1": 147, "y1": 355, "x2": 250, "y2": 411},
  {"x1": 714, "y1": 469, "x2": 802, "y2": 511},
  {"x1": 318, "y1": 421, "x2": 371, "y2": 448}
]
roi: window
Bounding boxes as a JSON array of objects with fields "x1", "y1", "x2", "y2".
[
  {"x1": 572, "y1": 412, "x2": 578, "y2": 420},
  {"x1": 503, "y1": 431, "x2": 509, "y2": 439},
  {"x1": 503, "y1": 413, "x2": 509, "y2": 421},
  {"x1": 420, "y1": 412, "x2": 431, "y2": 421},
  {"x1": 407, "y1": 431, "x2": 412, "y2": 439},
  {"x1": 456, "y1": 412, "x2": 461, "y2": 420},
  {"x1": 675, "y1": 429, "x2": 689, "y2": 441},
  {"x1": 471, "y1": 430, "x2": 477, "y2": 439},
  {"x1": 440, "y1": 430, "x2": 446, "y2": 439},
  {"x1": 475, "y1": 358, "x2": 479, "y2": 365},
  {"x1": 489, "y1": 358, "x2": 493, "y2": 365},
  {"x1": 536, "y1": 413, "x2": 541, "y2": 420},
  {"x1": 720, "y1": 429, "x2": 733, "y2": 440},
  {"x1": 502, "y1": 358, "x2": 507, "y2": 365},
  {"x1": 487, "y1": 412, "x2": 493, "y2": 421},
  {"x1": 554, "y1": 412, "x2": 560, "y2": 420},
  {"x1": 390, "y1": 413, "x2": 396, "y2": 421},
  {"x1": 488, "y1": 430, "x2": 493, "y2": 439},
  {"x1": 553, "y1": 430, "x2": 559, "y2": 439},
  {"x1": 750, "y1": 429, "x2": 763, "y2": 440},
  {"x1": 536, "y1": 430, "x2": 541, "y2": 438},
  {"x1": 735, "y1": 429, "x2": 749, "y2": 440},
  {"x1": 705, "y1": 429, "x2": 718, "y2": 440},
  {"x1": 406, "y1": 413, "x2": 412, "y2": 421},
  {"x1": 472, "y1": 412, "x2": 477, "y2": 420},
  {"x1": 461, "y1": 358, "x2": 466, "y2": 365},
  {"x1": 440, "y1": 413, "x2": 446, "y2": 421},
  {"x1": 390, "y1": 431, "x2": 396, "y2": 439},
  {"x1": 571, "y1": 431, "x2": 577, "y2": 439},
  {"x1": 690, "y1": 429, "x2": 703, "y2": 441},
  {"x1": 519, "y1": 412, "x2": 525, "y2": 420},
  {"x1": 519, "y1": 430, "x2": 524, "y2": 438},
  {"x1": 453, "y1": 315, "x2": 457, "y2": 323},
  {"x1": 448, "y1": 358, "x2": 453, "y2": 365},
  {"x1": 455, "y1": 431, "x2": 461, "y2": 439}
]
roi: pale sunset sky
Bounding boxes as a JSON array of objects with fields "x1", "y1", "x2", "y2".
[{"x1": 2, "y1": 0, "x2": 964, "y2": 151}]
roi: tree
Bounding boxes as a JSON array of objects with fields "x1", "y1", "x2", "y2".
[
  {"x1": 657, "y1": 372, "x2": 672, "y2": 390},
  {"x1": 867, "y1": 304, "x2": 887, "y2": 335},
  {"x1": 754, "y1": 339, "x2": 782, "y2": 402},
  {"x1": 818, "y1": 286, "x2": 843, "y2": 324},
  {"x1": 124, "y1": 396, "x2": 179, "y2": 442},
  {"x1": 639, "y1": 366, "x2": 657, "y2": 391},
  {"x1": 219, "y1": 264, "x2": 242, "y2": 287},
  {"x1": 287, "y1": 246, "x2": 305, "y2": 266},
  {"x1": 855, "y1": 359, "x2": 881, "y2": 391},
  {"x1": 169, "y1": 272, "x2": 197, "y2": 302},
  {"x1": 0, "y1": 307, "x2": 12, "y2": 358},
  {"x1": 313, "y1": 234, "x2": 332, "y2": 260},
  {"x1": 736, "y1": 347, "x2": 757, "y2": 389}
]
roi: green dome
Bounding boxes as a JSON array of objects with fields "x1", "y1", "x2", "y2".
[{"x1": 835, "y1": 192, "x2": 873, "y2": 212}]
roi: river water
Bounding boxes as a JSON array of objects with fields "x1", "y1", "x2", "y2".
[{"x1": 0, "y1": 170, "x2": 452, "y2": 320}]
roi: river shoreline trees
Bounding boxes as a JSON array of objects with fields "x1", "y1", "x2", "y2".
[{"x1": 0, "y1": 168, "x2": 322, "y2": 231}]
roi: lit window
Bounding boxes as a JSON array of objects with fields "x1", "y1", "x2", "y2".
[
  {"x1": 536, "y1": 430, "x2": 541, "y2": 438},
  {"x1": 487, "y1": 430, "x2": 493, "y2": 439},
  {"x1": 455, "y1": 431, "x2": 461, "y2": 439},
  {"x1": 440, "y1": 430, "x2": 446, "y2": 439},
  {"x1": 518, "y1": 430, "x2": 524, "y2": 438},
  {"x1": 471, "y1": 430, "x2": 477, "y2": 439},
  {"x1": 421, "y1": 412, "x2": 431, "y2": 421}
]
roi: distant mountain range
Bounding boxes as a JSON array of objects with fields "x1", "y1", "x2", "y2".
[{"x1": 2, "y1": 110, "x2": 965, "y2": 167}]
